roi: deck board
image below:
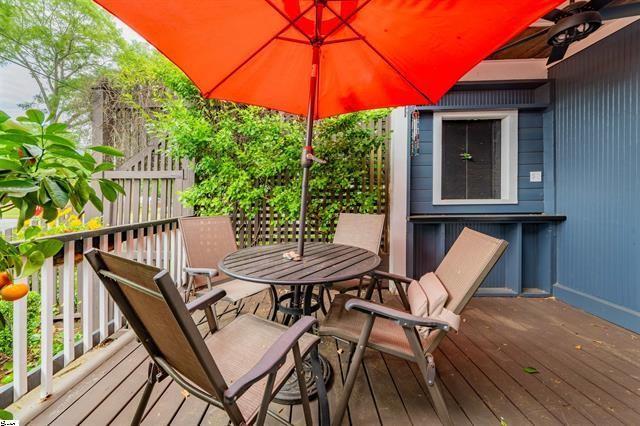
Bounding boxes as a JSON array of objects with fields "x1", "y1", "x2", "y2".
[{"x1": 28, "y1": 296, "x2": 640, "y2": 425}]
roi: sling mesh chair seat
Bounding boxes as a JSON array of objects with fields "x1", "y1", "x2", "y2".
[
  {"x1": 180, "y1": 216, "x2": 272, "y2": 306},
  {"x1": 85, "y1": 249, "x2": 329, "y2": 426},
  {"x1": 320, "y1": 228, "x2": 508, "y2": 426}
]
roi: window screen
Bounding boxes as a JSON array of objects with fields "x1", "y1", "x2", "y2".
[{"x1": 441, "y1": 119, "x2": 501, "y2": 200}]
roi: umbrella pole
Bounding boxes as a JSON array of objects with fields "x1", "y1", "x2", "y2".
[{"x1": 297, "y1": 45, "x2": 320, "y2": 258}]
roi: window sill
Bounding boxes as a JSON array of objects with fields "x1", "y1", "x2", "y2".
[{"x1": 433, "y1": 199, "x2": 518, "y2": 205}]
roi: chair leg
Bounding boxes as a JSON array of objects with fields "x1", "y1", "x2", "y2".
[
  {"x1": 184, "y1": 275, "x2": 194, "y2": 303},
  {"x1": 318, "y1": 286, "x2": 328, "y2": 315},
  {"x1": 332, "y1": 315, "x2": 375, "y2": 426},
  {"x1": 310, "y1": 345, "x2": 330, "y2": 426},
  {"x1": 132, "y1": 363, "x2": 158, "y2": 425},
  {"x1": 293, "y1": 343, "x2": 313, "y2": 426},
  {"x1": 403, "y1": 328, "x2": 454, "y2": 426},
  {"x1": 269, "y1": 285, "x2": 279, "y2": 321},
  {"x1": 376, "y1": 279, "x2": 384, "y2": 303}
]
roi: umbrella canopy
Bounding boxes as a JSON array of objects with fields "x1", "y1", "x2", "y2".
[
  {"x1": 95, "y1": 0, "x2": 562, "y2": 256},
  {"x1": 97, "y1": 0, "x2": 561, "y2": 118}
]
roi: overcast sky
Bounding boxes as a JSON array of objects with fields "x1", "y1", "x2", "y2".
[{"x1": 0, "y1": 18, "x2": 146, "y2": 118}]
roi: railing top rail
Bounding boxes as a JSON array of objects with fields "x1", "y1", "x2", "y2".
[{"x1": 11, "y1": 216, "x2": 184, "y2": 246}]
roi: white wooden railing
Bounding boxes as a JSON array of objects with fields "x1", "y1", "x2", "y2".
[{"x1": 2, "y1": 217, "x2": 187, "y2": 407}]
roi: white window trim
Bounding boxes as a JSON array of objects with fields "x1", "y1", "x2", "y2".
[{"x1": 432, "y1": 110, "x2": 518, "y2": 205}]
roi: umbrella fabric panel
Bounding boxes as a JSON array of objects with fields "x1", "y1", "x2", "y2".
[{"x1": 96, "y1": 0, "x2": 563, "y2": 117}]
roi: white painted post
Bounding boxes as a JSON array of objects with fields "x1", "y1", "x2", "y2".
[
  {"x1": 155, "y1": 225, "x2": 162, "y2": 267},
  {"x1": 82, "y1": 238, "x2": 94, "y2": 352},
  {"x1": 40, "y1": 257, "x2": 55, "y2": 398},
  {"x1": 99, "y1": 235, "x2": 109, "y2": 341},
  {"x1": 12, "y1": 293, "x2": 27, "y2": 400},
  {"x1": 169, "y1": 224, "x2": 177, "y2": 281},
  {"x1": 146, "y1": 226, "x2": 153, "y2": 265},
  {"x1": 62, "y1": 242, "x2": 75, "y2": 365},
  {"x1": 113, "y1": 232, "x2": 123, "y2": 330},
  {"x1": 176, "y1": 227, "x2": 183, "y2": 286},
  {"x1": 162, "y1": 223, "x2": 169, "y2": 270},
  {"x1": 389, "y1": 107, "x2": 409, "y2": 278}
]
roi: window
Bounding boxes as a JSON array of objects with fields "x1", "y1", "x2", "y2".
[{"x1": 433, "y1": 110, "x2": 518, "y2": 205}]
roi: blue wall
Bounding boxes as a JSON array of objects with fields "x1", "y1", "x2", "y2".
[
  {"x1": 410, "y1": 85, "x2": 549, "y2": 214},
  {"x1": 551, "y1": 22, "x2": 640, "y2": 333}
]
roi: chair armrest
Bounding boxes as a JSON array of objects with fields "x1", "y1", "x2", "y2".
[
  {"x1": 186, "y1": 288, "x2": 227, "y2": 312},
  {"x1": 223, "y1": 316, "x2": 318, "y2": 403},
  {"x1": 372, "y1": 270, "x2": 413, "y2": 284},
  {"x1": 184, "y1": 267, "x2": 218, "y2": 277},
  {"x1": 345, "y1": 298, "x2": 451, "y2": 331}
]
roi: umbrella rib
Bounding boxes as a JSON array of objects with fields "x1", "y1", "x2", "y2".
[
  {"x1": 323, "y1": 2, "x2": 434, "y2": 105},
  {"x1": 203, "y1": 3, "x2": 315, "y2": 98},
  {"x1": 321, "y1": 0, "x2": 374, "y2": 42},
  {"x1": 264, "y1": 0, "x2": 312, "y2": 42}
]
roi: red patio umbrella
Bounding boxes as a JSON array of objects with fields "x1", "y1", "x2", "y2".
[{"x1": 95, "y1": 0, "x2": 562, "y2": 256}]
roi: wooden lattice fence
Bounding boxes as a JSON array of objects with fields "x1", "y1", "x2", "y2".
[{"x1": 92, "y1": 85, "x2": 390, "y2": 256}]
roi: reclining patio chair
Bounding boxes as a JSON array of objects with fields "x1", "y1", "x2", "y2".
[
  {"x1": 323, "y1": 213, "x2": 385, "y2": 302},
  {"x1": 85, "y1": 249, "x2": 329, "y2": 426},
  {"x1": 320, "y1": 227, "x2": 507, "y2": 426},
  {"x1": 179, "y1": 216, "x2": 272, "y2": 311}
]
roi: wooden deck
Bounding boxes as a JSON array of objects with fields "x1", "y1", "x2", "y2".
[{"x1": 29, "y1": 293, "x2": 640, "y2": 425}]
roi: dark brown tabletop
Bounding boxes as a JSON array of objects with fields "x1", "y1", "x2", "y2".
[{"x1": 219, "y1": 242, "x2": 381, "y2": 285}]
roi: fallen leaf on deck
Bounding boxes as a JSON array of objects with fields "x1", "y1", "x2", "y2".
[
  {"x1": 523, "y1": 367, "x2": 539, "y2": 374},
  {"x1": 181, "y1": 389, "x2": 190, "y2": 398},
  {"x1": 575, "y1": 345, "x2": 582, "y2": 350},
  {"x1": 337, "y1": 348, "x2": 344, "y2": 354}
]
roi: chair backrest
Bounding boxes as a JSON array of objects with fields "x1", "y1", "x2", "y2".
[
  {"x1": 435, "y1": 227, "x2": 508, "y2": 314},
  {"x1": 180, "y1": 216, "x2": 237, "y2": 283},
  {"x1": 332, "y1": 213, "x2": 385, "y2": 254},
  {"x1": 84, "y1": 249, "x2": 234, "y2": 412}
]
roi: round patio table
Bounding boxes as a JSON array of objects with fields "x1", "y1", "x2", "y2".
[{"x1": 219, "y1": 241, "x2": 381, "y2": 403}]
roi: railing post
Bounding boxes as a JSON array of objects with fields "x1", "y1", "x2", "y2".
[
  {"x1": 12, "y1": 292, "x2": 27, "y2": 400},
  {"x1": 40, "y1": 257, "x2": 55, "y2": 398},
  {"x1": 63, "y1": 241, "x2": 76, "y2": 365},
  {"x1": 99, "y1": 235, "x2": 109, "y2": 341},
  {"x1": 82, "y1": 238, "x2": 94, "y2": 352}
]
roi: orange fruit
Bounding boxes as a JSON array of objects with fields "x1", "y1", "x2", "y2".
[
  {"x1": 0, "y1": 272, "x2": 12, "y2": 288},
  {"x1": 1, "y1": 283, "x2": 29, "y2": 301}
]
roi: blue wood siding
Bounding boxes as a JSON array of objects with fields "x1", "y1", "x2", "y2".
[
  {"x1": 550, "y1": 22, "x2": 640, "y2": 332},
  {"x1": 410, "y1": 108, "x2": 546, "y2": 214}
]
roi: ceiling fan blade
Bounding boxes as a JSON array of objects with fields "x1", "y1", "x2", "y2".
[
  {"x1": 542, "y1": 8, "x2": 571, "y2": 22},
  {"x1": 547, "y1": 45, "x2": 569, "y2": 65},
  {"x1": 600, "y1": 3, "x2": 640, "y2": 20},
  {"x1": 493, "y1": 28, "x2": 549, "y2": 54},
  {"x1": 585, "y1": 0, "x2": 617, "y2": 11}
]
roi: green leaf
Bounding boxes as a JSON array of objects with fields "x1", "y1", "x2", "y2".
[
  {"x1": 0, "y1": 158, "x2": 23, "y2": 171},
  {"x1": 25, "y1": 109, "x2": 45, "y2": 124},
  {"x1": 89, "y1": 192, "x2": 103, "y2": 212},
  {"x1": 98, "y1": 179, "x2": 117, "y2": 202},
  {"x1": 89, "y1": 145, "x2": 125, "y2": 157},
  {"x1": 75, "y1": 178, "x2": 91, "y2": 206},
  {"x1": 523, "y1": 367, "x2": 539, "y2": 374},
  {"x1": 28, "y1": 249, "x2": 45, "y2": 265},
  {"x1": 23, "y1": 144, "x2": 43, "y2": 158},
  {"x1": 45, "y1": 123, "x2": 68, "y2": 134},
  {"x1": 0, "y1": 179, "x2": 38, "y2": 193},
  {"x1": 0, "y1": 133, "x2": 38, "y2": 145},
  {"x1": 42, "y1": 133, "x2": 76, "y2": 147},
  {"x1": 42, "y1": 205, "x2": 58, "y2": 222},
  {"x1": 43, "y1": 177, "x2": 69, "y2": 208},
  {"x1": 92, "y1": 162, "x2": 115, "y2": 173},
  {"x1": 0, "y1": 110, "x2": 9, "y2": 124},
  {"x1": 0, "y1": 408, "x2": 13, "y2": 420},
  {"x1": 24, "y1": 226, "x2": 42, "y2": 240},
  {"x1": 38, "y1": 239, "x2": 63, "y2": 257}
]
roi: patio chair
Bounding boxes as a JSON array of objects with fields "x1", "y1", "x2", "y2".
[
  {"x1": 84, "y1": 249, "x2": 329, "y2": 426},
  {"x1": 179, "y1": 216, "x2": 272, "y2": 311},
  {"x1": 323, "y1": 213, "x2": 385, "y2": 302},
  {"x1": 320, "y1": 227, "x2": 508, "y2": 426}
]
